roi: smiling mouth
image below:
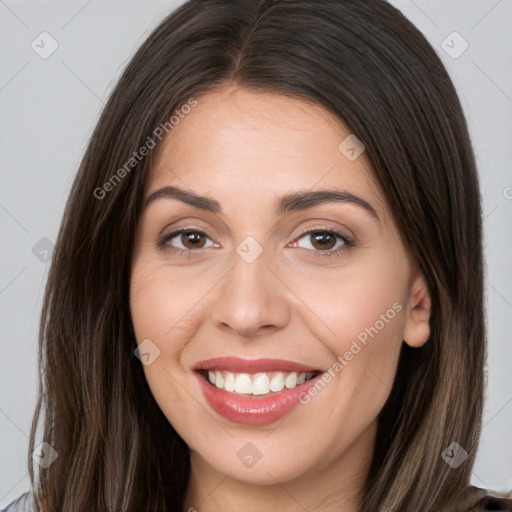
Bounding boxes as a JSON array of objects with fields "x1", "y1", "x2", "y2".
[
  {"x1": 197, "y1": 369, "x2": 322, "y2": 397},
  {"x1": 194, "y1": 357, "x2": 325, "y2": 424}
]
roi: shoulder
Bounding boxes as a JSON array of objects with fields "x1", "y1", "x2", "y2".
[
  {"x1": 471, "y1": 496, "x2": 512, "y2": 511},
  {"x1": 1, "y1": 491, "x2": 34, "y2": 512},
  {"x1": 469, "y1": 494, "x2": 512, "y2": 511},
  {"x1": 433, "y1": 486, "x2": 512, "y2": 511}
]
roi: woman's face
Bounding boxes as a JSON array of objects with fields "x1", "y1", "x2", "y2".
[{"x1": 130, "y1": 86, "x2": 430, "y2": 492}]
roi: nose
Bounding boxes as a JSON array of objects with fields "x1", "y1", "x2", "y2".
[{"x1": 210, "y1": 247, "x2": 290, "y2": 338}]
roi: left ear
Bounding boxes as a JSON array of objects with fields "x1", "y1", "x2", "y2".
[{"x1": 403, "y1": 273, "x2": 431, "y2": 348}]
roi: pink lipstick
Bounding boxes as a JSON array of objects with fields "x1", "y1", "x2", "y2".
[{"x1": 194, "y1": 357, "x2": 324, "y2": 425}]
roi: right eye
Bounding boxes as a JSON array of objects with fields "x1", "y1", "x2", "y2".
[{"x1": 158, "y1": 228, "x2": 218, "y2": 255}]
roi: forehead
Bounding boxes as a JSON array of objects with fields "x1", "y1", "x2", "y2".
[{"x1": 148, "y1": 86, "x2": 386, "y2": 220}]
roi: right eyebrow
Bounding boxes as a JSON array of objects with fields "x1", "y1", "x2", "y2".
[{"x1": 145, "y1": 186, "x2": 221, "y2": 212}]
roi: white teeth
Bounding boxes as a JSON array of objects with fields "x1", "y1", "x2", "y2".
[
  {"x1": 234, "y1": 374, "x2": 252, "y2": 394},
  {"x1": 269, "y1": 372, "x2": 285, "y2": 392},
  {"x1": 252, "y1": 373, "x2": 270, "y2": 395},
  {"x1": 206, "y1": 370, "x2": 316, "y2": 396},
  {"x1": 285, "y1": 372, "x2": 297, "y2": 389},
  {"x1": 224, "y1": 373, "x2": 235, "y2": 392},
  {"x1": 214, "y1": 370, "x2": 224, "y2": 389}
]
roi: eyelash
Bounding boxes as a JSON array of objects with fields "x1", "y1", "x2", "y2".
[{"x1": 157, "y1": 227, "x2": 355, "y2": 259}]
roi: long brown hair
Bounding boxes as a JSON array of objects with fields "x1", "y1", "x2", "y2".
[{"x1": 29, "y1": 1, "x2": 485, "y2": 510}]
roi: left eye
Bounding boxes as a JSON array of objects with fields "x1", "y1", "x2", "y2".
[{"x1": 293, "y1": 230, "x2": 350, "y2": 252}]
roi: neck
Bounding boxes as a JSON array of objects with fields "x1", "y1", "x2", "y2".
[{"x1": 183, "y1": 421, "x2": 376, "y2": 512}]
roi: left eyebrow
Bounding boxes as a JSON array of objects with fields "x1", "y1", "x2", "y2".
[
  {"x1": 144, "y1": 185, "x2": 379, "y2": 221},
  {"x1": 276, "y1": 189, "x2": 379, "y2": 221}
]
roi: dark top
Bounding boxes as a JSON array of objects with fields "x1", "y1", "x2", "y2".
[
  {"x1": 470, "y1": 496, "x2": 512, "y2": 511},
  {"x1": 2, "y1": 490, "x2": 512, "y2": 511}
]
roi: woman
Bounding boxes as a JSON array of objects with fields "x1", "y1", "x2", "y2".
[{"x1": 3, "y1": 0, "x2": 511, "y2": 511}]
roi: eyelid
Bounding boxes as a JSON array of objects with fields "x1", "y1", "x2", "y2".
[
  {"x1": 160, "y1": 223, "x2": 218, "y2": 241},
  {"x1": 293, "y1": 225, "x2": 354, "y2": 243}
]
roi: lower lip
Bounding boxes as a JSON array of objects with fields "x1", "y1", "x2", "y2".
[{"x1": 195, "y1": 371, "x2": 323, "y2": 425}]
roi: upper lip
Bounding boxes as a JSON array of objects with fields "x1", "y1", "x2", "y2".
[{"x1": 194, "y1": 357, "x2": 322, "y2": 373}]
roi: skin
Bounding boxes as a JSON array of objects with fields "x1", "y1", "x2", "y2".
[{"x1": 130, "y1": 85, "x2": 432, "y2": 512}]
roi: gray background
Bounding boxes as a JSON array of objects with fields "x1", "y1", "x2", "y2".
[{"x1": 1, "y1": 0, "x2": 511, "y2": 506}]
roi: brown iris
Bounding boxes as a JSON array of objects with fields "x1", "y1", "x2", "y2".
[
  {"x1": 180, "y1": 231, "x2": 207, "y2": 249},
  {"x1": 309, "y1": 231, "x2": 337, "y2": 250}
]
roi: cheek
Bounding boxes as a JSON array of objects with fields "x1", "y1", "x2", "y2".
[
  {"x1": 130, "y1": 257, "x2": 217, "y2": 345},
  {"x1": 287, "y1": 255, "x2": 407, "y2": 416},
  {"x1": 289, "y1": 253, "x2": 406, "y2": 352},
  {"x1": 130, "y1": 257, "x2": 229, "y2": 426},
  {"x1": 129, "y1": 261, "x2": 192, "y2": 409}
]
